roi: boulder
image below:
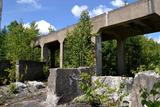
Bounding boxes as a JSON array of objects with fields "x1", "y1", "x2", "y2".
[
  {"x1": 27, "y1": 81, "x2": 45, "y2": 89},
  {"x1": 14, "y1": 82, "x2": 27, "y2": 93},
  {"x1": 131, "y1": 71, "x2": 160, "y2": 107},
  {"x1": 92, "y1": 76, "x2": 133, "y2": 106}
]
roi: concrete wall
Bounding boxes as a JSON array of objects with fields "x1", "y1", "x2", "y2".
[
  {"x1": 16, "y1": 60, "x2": 46, "y2": 82},
  {"x1": 0, "y1": 60, "x2": 46, "y2": 84},
  {"x1": 46, "y1": 67, "x2": 94, "y2": 105},
  {"x1": 0, "y1": 60, "x2": 11, "y2": 84},
  {"x1": 0, "y1": 60, "x2": 11, "y2": 72}
]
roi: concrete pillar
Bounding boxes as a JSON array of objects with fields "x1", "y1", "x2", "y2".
[
  {"x1": 95, "y1": 35, "x2": 102, "y2": 76},
  {"x1": 16, "y1": 60, "x2": 20, "y2": 82},
  {"x1": 40, "y1": 44, "x2": 49, "y2": 62},
  {"x1": 60, "y1": 41, "x2": 64, "y2": 68},
  {"x1": 40, "y1": 44, "x2": 44, "y2": 62},
  {"x1": 117, "y1": 39, "x2": 125, "y2": 76}
]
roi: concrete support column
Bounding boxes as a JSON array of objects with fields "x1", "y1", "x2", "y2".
[
  {"x1": 60, "y1": 41, "x2": 64, "y2": 68},
  {"x1": 117, "y1": 39, "x2": 125, "y2": 76},
  {"x1": 40, "y1": 44, "x2": 44, "y2": 62},
  {"x1": 95, "y1": 35, "x2": 102, "y2": 76},
  {"x1": 16, "y1": 60, "x2": 20, "y2": 82},
  {"x1": 40, "y1": 44, "x2": 49, "y2": 62}
]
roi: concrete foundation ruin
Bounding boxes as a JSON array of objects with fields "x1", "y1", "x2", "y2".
[{"x1": 46, "y1": 68, "x2": 160, "y2": 107}]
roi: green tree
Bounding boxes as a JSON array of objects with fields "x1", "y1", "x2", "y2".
[
  {"x1": 1, "y1": 20, "x2": 41, "y2": 82},
  {"x1": 64, "y1": 11, "x2": 94, "y2": 68},
  {"x1": 102, "y1": 40, "x2": 117, "y2": 75},
  {"x1": 102, "y1": 35, "x2": 160, "y2": 76},
  {"x1": 0, "y1": 26, "x2": 7, "y2": 60},
  {"x1": 3, "y1": 21, "x2": 40, "y2": 61}
]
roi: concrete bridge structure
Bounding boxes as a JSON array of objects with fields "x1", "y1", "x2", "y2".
[{"x1": 34, "y1": 0, "x2": 160, "y2": 76}]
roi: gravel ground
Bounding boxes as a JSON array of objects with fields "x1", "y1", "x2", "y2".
[{"x1": 0, "y1": 82, "x2": 47, "y2": 107}]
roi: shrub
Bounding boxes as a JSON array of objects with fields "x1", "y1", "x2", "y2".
[
  {"x1": 140, "y1": 81, "x2": 160, "y2": 107},
  {"x1": 4, "y1": 61, "x2": 16, "y2": 83},
  {"x1": 43, "y1": 64, "x2": 49, "y2": 79},
  {"x1": 75, "y1": 72, "x2": 127, "y2": 106},
  {"x1": 132, "y1": 64, "x2": 160, "y2": 74},
  {"x1": 7, "y1": 83, "x2": 16, "y2": 94}
]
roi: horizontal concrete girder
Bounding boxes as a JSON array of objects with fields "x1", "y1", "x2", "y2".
[{"x1": 34, "y1": 0, "x2": 160, "y2": 46}]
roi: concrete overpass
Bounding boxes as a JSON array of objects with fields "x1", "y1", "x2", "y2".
[{"x1": 34, "y1": 0, "x2": 160, "y2": 76}]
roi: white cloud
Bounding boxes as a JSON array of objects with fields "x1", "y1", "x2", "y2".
[
  {"x1": 16, "y1": 0, "x2": 41, "y2": 9},
  {"x1": 111, "y1": 0, "x2": 125, "y2": 7},
  {"x1": 36, "y1": 20, "x2": 56, "y2": 35},
  {"x1": 71, "y1": 5, "x2": 88, "y2": 17},
  {"x1": 153, "y1": 37, "x2": 160, "y2": 43},
  {"x1": 23, "y1": 20, "x2": 56, "y2": 35},
  {"x1": 71, "y1": 5, "x2": 112, "y2": 17},
  {"x1": 89, "y1": 5, "x2": 112, "y2": 17},
  {"x1": 23, "y1": 23, "x2": 30, "y2": 28}
]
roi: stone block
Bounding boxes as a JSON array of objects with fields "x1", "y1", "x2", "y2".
[
  {"x1": 131, "y1": 71, "x2": 160, "y2": 107},
  {"x1": 46, "y1": 67, "x2": 94, "y2": 105}
]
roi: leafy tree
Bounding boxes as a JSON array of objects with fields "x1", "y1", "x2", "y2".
[
  {"x1": 102, "y1": 40, "x2": 117, "y2": 75},
  {"x1": 1, "y1": 20, "x2": 41, "y2": 82},
  {"x1": 3, "y1": 21, "x2": 40, "y2": 61},
  {"x1": 102, "y1": 35, "x2": 160, "y2": 76},
  {"x1": 64, "y1": 11, "x2": 94, "y2": 68},
  {"x1": 125, "y1": 35, "x2": 145, "y2": 75},
  {"x1": 0, "y1": 26, "x2": 7, "y2": 60}
]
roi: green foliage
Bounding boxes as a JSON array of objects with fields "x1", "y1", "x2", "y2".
[
  {"x1": 0, "y1": 97, "x2": 5, "y2": 105},
  {"x1": 140, "y1": 81, "x2": 160, "y2": 107},
  {"x1": 79, "y1": 72, "x2": 92, "y2": 92},
  {"x1": 43, "y1": 64, "x2": 49, "y2": 79},
  {"x1": 0, "y1": 27, "x2": 7, "y2": 59},
  {"x1": 76, "y1": 72, "x2": 127, "y2": 106},
  {"x1": 0, "y1": 21, "x2": 41, "y2": 83},
  {"x1": 4, "y1": 61, "x2": 16, "y2": 82},
  {"x1": 64, "y1": 11, "x2": 94, "y2": 68},
  {"x1": 3, "y1": 21, "x2": 40, "y2": 61},
  {"x1": 102, "y1": 40, "x2": 117, "y2": 75},
  {"x1": 7, "y1": 83, "x2": 16, "y2": 94},
  {"x1": 132, "y1": 64, "x2": 160, "y2": 74},
  {"x1": 102, "y1": 35, "x2": 160, "y2": 76},
  {"x1": 0, "y1": 89, "x2": 5, "y2": 105}
]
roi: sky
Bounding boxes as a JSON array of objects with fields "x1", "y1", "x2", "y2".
[{"x1": 1, "y1": 0, "x2": 160, "y2": 43}]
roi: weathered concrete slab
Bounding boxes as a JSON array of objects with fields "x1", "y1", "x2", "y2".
[{"x1": 46, "y1": 67, "x2": 94, "y2": 105}]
